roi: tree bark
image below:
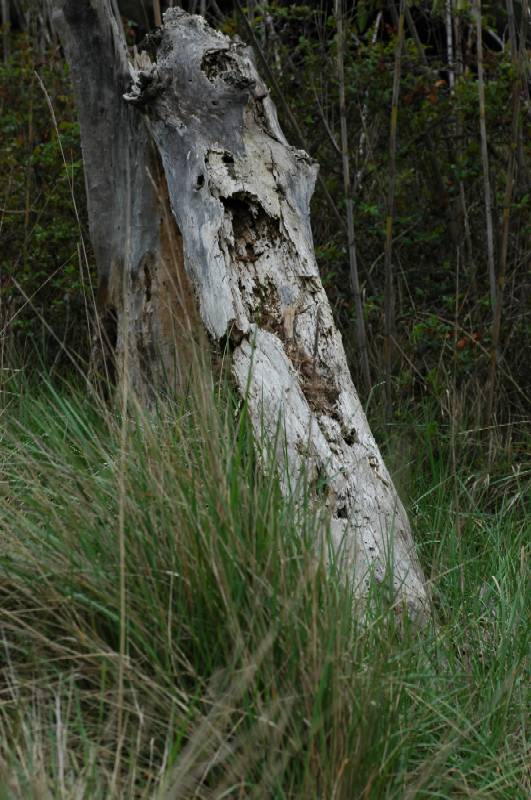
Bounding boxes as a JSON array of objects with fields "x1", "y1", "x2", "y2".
[
  {"x1": 383, "y1": 0, "x2": 405, "y2": 422},
  {"x1": 50, "y1": 2, "x2": 429, "y2": 620},
  {"x1": 50, "y1": 0, "x2": 198, "y2": 401},
  {"x1": 334, "y1": 0, "x2": 371, "y2": 392},
  {"x1": 474, "y1": 0, "x2": 497, "y2": 314}
]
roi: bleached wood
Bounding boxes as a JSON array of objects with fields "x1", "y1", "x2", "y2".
[{"x1": 51, "y1": 3, "x2": 429, "y2": 620}]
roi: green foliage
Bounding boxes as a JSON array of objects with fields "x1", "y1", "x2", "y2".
[
  {"x1": 0, "y1": 374, "x2": 528, "y2": 797},
  {"x1": 0, "y1": 34, "x2": 95, "y2": 363}
]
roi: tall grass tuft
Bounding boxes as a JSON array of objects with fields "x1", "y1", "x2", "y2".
[{"x1": 0, "y1": 367, "x2": 528, "y2": 798}]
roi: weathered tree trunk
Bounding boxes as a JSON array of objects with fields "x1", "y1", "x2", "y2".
[
  {"x1": 50, "y1": 2, "x2": 429, "y2": 619},
  {"x1": 50, "y1": 0, "x2": 198, "y2": 400}
]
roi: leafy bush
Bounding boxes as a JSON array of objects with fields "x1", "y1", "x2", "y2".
[{"x1": 0, "y1": 33, "x2": 95, "y2": 365}]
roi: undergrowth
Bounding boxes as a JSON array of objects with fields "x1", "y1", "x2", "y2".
[{"x1": 0, "y1": 368, "x2": 528, "y2": 799}]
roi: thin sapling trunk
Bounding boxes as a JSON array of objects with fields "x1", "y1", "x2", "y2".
[
  {"x1": 334, "y1": 0, "x2": 371, "y2": 391},
  {"x1": 383, "y1": 0, "x2": 405, "y2": 421}
]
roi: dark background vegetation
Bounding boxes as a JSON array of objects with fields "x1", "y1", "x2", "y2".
[{"x1": 1, "y1": 1, "x2": 529, "y2": 447}]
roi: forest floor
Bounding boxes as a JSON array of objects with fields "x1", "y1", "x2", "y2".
[{"x1": 0, "y1": 370, "x2": 528, "y2": 799}]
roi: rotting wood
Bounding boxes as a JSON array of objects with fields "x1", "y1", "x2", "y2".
[{"x1": 50, "y1": 3, "x2": 429, "y2": 621}]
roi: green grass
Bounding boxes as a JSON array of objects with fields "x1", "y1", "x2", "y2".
[{"x1": 0, "y1": 371, "x2": 528, "y2": 799}]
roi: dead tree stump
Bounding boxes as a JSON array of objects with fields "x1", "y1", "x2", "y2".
[{"x1": 51, "y1": 2, "x2": 429, "y2": 619}]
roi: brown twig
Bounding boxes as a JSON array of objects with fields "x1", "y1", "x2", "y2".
[
  {"x1": 474, "y1": 0, "x2": 497, "y2": 313},
  {"x1": 486, "y1": 0, "x2": 522, "y2": 438},
  {"x1": 383, "y1": 0, "x2": 405, "y2": 421},
  {"x1": 334, "y1": 0, "x2": 371, "y2": 391}
]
